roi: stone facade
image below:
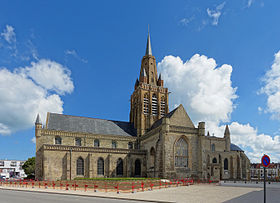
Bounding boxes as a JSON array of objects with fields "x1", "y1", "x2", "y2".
[{"x1": 35, "y1": 32, "x2": 250, "y2": 181}]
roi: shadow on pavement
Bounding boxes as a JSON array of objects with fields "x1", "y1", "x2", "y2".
[{"x1": 224, "y1": 188, "x2": 280, "y2": 203}]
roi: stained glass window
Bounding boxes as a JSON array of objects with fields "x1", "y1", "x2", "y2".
[
  {"x1": 175, "y1": 138, "x2": 188, "y2": 168},
  {"x1": 76, "y1": 157, "x2": 84, "y2": 175}
]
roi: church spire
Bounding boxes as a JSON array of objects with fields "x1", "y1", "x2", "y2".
[{"x1": 145, "y1": 27, "x2": 152, "y2": 56}]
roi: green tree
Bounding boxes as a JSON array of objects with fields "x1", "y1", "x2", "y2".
[{"x1": 22, "y1": 157, "x2": 35, "y2": 179}]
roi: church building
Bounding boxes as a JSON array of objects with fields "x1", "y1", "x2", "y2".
[{"x1": 35, "y1": 32, "x2": 250, "y2": 181}]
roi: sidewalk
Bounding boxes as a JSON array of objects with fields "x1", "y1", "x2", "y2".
[{"x1": 0, "y1": 184, "x2": 265, "y2": 203}]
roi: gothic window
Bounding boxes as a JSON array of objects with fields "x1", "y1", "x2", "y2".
[
  {"x1": 224, "y1": 158, "x2": 228, "y2": 170},
  {"x1": 212, "y1": 157, "x2": 217, "y2": 163},
  {"x1": 160, "y1": 96, "x2": 165, "y2": 116},
  {"x1": 75, "y1": 138, "x2": 82, "y2": 146},
  {"x1": 97, "y1": 157, "x2": 104, "y2": 175},
  {"x1": 94, "y1": 139, "x2": 100, "y2": 147},
  {"x1": 116, "y1": 158, "x2": 123, "y2": 176},
  {"x1": 152, "y1": 94, "x2": 158, "y2": 115},
  {"x1": 175, "y1": 138, "x2": 188, "y2": 168},
  {"x1": 211, "y1": 144, "x2": 215, "y2": 152},
  {"x1": 128, "y1": 142, "x2": 133, "y2": 149},
  {"x1": 143, "y1": 94, "x2": 149, "y2": 115},
  {"x1": 112, "y1": 140, "x2": 117, "y2": 149},
  {"x1": 55, "y1": 136, "x2": 62, "y2": 145},
  {"x1": 76, "y1": 157, "x2": 84, "y2": 176}
]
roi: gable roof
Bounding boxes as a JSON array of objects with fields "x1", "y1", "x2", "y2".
[
  {"x1": 46, "y1": 113, "x2": 137, "y2": 137},
  {"x1": 150, "y1": 104, "x2": 195, "y2": 130}
]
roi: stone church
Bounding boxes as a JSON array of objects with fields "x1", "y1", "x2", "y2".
[{"x1": 35, "y1": 32, "x2": 250, "y2": 181}]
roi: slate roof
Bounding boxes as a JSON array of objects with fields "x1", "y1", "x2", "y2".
[
  {"x1": 150, "y1": 107, "x2": 178, "y2": 130},
  {"x1": 230, "y1": 143, "x2": 244, "y2": 152},
  {"x1": 47, "y1": 113, "x2": 137, "y2": 137}
]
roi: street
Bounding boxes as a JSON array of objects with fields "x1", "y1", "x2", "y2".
[{"x1": 0, "y1": 189, "x2": 153, "y2": 203}]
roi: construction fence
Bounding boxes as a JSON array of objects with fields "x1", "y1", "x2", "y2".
[{"x1": 0, "y1": 178, "x2": 218, "y2": 193}]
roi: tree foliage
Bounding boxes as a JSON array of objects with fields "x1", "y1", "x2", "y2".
[{"x1": 22, "y1": 157, "x2": 35, "y2": 178}]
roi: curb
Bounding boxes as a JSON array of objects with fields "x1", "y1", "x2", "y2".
[{"x1": 0, "y1": 187, "x2": 175, "y2": 203}]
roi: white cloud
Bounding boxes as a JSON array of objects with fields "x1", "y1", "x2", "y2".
[
  {"x1": 158, "y1": 54, "x2": 237, "y2": 129},
  {"x1": 31, "y1": 137, "x2": 36, "y2": 144},
  {"x1": 259, "y1": 50, "x2": 280, "y2": 120},
  {"x1": 247, "y1": 0, "x2": 254, "y2": 8},
  {"x1": 22, "y1": 59, "x2": 74, "y2": 95},
  {"x1": 207, "y1": 2, "x2": 226, "y2": 26},
  {"x1": 179, "y1": 16, "x2": 195, "y2": 26},
  {"x1": 1, "y1": 25, "x2": 16, "y2": 44},
  {"x1": 0, "y1": 59, "x2": 74, "y2": 135},
  {"x1": 158, "y1": 53, "x2": 280, "y2": 163},
  {"x1": 212, "y1": 122, "x2": 280, "y2": 163},
  {"x1": 65, "y1": 49, "x2": 88, "y2": 63}
]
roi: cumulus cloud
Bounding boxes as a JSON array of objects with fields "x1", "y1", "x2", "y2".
[
  {"x1": 158, "y1": 54, "x2": 237, "y2": 129},
  {"x1": 259, "y1": 50, "x2": 280, "y2": 120},
  {"x1": 31, "y1": 137, "x2": 36, "y2": 144},
  {"x1": 1, "y1": 25, "x2": 16, "y2": 44},
  {"x1": 213, "y1": 122, "x2": 280, "y2": 162},
  {"x1": 0, "y1": 59, "x2": 74, "y2": 135},
  {"x1": 158, "y1": 53, "x2": 279, "y2": 163},
  {"x1": 207, "y1": 2, "x2": 226, "y2": 26}
]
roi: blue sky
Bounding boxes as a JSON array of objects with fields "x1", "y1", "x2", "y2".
[{"x1": 0, "y1": 0, "x2": 279, "y2": 163}]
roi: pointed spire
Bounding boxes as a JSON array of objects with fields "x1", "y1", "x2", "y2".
[
  {"x1": 158, "y1": 73, "x2": 162, "y2": 80},
  {"x1": 135, "y1": 78, "x2": 139, "y2": 87},
  {"x1": 224, "y1": 125, "x2": 230, "y2": 136},
  {"x1": 35, "y1": 113, "x2": 42, "y2": 125},
  {"x1": 145, "y1": 25, "x2": 152, "y2": 56},
  {"x1": 207, "y1": 131, "x2": 210, "y2": 136}
]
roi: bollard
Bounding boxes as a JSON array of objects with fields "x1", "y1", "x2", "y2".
[
  {"x1": 84, "y1": 184, "x2": 88, "y2": 192},
  {"x1": 52, "y1": 182, "x2": 55, "y2": 189},
  {"x1": 66, "y1": 184, "x2": 69, "y2": 190},
  {"x1": 115, "y1": 184, "x2": 119, "y2": 194},
  {"x1": 32, "y1": 182, "x2": 35, "y2": 188},
  {"x1": 39, "y1": 182, "x2": 41, "y2": 188},
  {"x1": 60, "y1": 183, "x2": 63, "y2": 190},
  {"x1": 141, "y1": 181, "x2": 144, "y2": 192},
  {"x1": 150, "y1": 183, "x2": 154, "y2": 190},
  {"x1": 159, "y1": 180, "x2": 162, "y2": 189},
  {"x1": 94, "y1": 184, "x2": 98, "y2": 192},
  {"x1": 131, "y1": 182, "x2": 135, "y2": 193}
]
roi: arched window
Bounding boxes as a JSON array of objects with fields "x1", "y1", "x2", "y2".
[
  {"x1": 116, "y1": 158, "x2": 123, "y2": 176},
  {"x1": 160, "y1": 96, "x2": 165, "y2": 116},
  {"x1": 152, "y1": 94, "x2": 158, "y2": 115},
  {"x1": 224, "y1": 158, "x2": 228, "y2": 170},
  {"x1": 135, "y1": 159, "x2": 141, "y2": 176},
  {"x1": 211, "y1": 144, "x2": 215, "y2": 152},
  {"x1": 143, "y1": 94, "x2": 149, "y2": 115},
  {"x1": 75, "y1": 138, "x2": 82, "y2": 146},
  {"x1": 175, "y1": 138, "x2": 188, "y2": 168},
  {"x1": 97, "y1": 158, "x2": 104, "y2": 175},
  {"x1": 112, "y1": 140, "x2": 117, "y2": 149},
  {"x1": 94, "y1": 139, "x2": 100, "y2": 147},
  {"x1": 150, "y1": 147, "x2": 155, "y2": 168},
  {"x1": 76, "y1": 157, "x2": 84, "y2": 176},
  {"x1": 55, "y1": 136, "x2": 62, "y2": 145},
  {"x1": 212, "y1": 157, "x2": 217, "y2": 163},
  {"x1": 128, "y1": 142, "x2": 133, "y2": 149}
]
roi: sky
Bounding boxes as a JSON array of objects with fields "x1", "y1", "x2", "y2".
[{"x1": 0, "y1": 0, "x2": 279, "y2": 163}]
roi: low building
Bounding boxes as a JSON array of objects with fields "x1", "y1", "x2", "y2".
[
  {"x1": 250, "y1": 163, "x2": 280, "y2": 180},
  {"x1": 0, "y1": 160, "x2": 26, "y2": 179}
]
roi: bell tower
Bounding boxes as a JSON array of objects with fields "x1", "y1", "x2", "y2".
[{"x1": 130, "y1": 31, "x2": 169, "y2": 137}]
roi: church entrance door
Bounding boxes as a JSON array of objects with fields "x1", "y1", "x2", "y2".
[
  {"x1": 135, "y1": 159, "x2": 141, "y2": 176},
  {"x1": 116, "y1": 158, "x2": 123, "y2": 176}
]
